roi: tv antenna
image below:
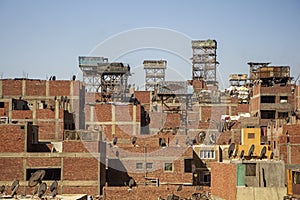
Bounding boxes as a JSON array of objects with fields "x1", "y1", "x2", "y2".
[
  {"x1": 50, "y1": 180, "x2": 58, "y2": 198},
  {"x1": 37, "y1": 182, "x2": 47, "y2": 198},
  {"x1": 28, "y1": 170, "x2": 45, "y2": 187},
  {"x1": 11, "y1": 180, "x2": 19, "y2": 198},
  {"x1": 228, "y1": 143, "x2": 235, "y2": 158},
  {"x1": 259, "y1": 146, "x2": 266, "y2": 159},
  {"x1": 28, "y1": 169, "x2": 46, "y2": 198}
]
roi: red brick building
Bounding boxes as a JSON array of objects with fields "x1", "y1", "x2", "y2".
[{"x1": 0, "y1": 78, "x2": 106, "y2": 196}]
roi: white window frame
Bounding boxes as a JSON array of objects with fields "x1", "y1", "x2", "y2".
[{"x1": 200, "y1": 150, "x2": 215, "y2": 159}]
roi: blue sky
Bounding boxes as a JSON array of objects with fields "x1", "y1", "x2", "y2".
[{"x1": 0, "y1": 0, "x2": 300, "y2": 89}]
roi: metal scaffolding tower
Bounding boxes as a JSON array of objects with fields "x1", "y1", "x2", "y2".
[
  {"x1": 192, "y1": 40, "x2": 218, "y2": 85},
  {"x1": 79, "y1": 56, "x2": 130, "y2": 101},
  {"x1": 143, "y1": 60, "x2": 167, "y2": 91},
  {"x1": 156, "y1": 81, "x2": 192, "y2": 135}
]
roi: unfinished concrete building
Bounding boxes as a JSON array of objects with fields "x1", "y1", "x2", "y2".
[
  {"x1": 143, "y1": 60, "x2": 167, "y2": 91},
  {"x1": 79, "y1": 56, "x2": 130, "y2": 102},
  {"x1": 192, "y1": 40, "x2": 218, "y2": 89}
]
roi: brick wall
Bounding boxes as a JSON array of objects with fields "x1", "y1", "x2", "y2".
[
  {"x1": 94, "y1": 104, "x2": 112, "y2": 122},
  {"x1": 36, "y1": 109, "x2": 55, "y2": 119},
  {"x1": 62, "y1": 186, "x2": 98, "y2": 196},
  {"x1": 0, "y1": 158, "x2": 24, "y2": 181},
  {"x1": 63, "y1": 157, "x2": 99, "y2": 181},
  {"x1": 0, "y1": 125, "x2": 25, "y2": 152},
  {"x1": 115, "y1": 104, "x2": 134, "y2": 122},
  {"x1": 192, "y1": 79, "x2": 207, "y2": 92},
  {"x1": 103, "y1": 185, "x2": 210, "y2": 200},
  {"x1": 25, "y1": 80, "x2": 46, "y2": 96},
  {"x1": 26, "y1": 158, "x2": 61, "y2": 168},
  {"x1": 135, "y1": 91, "x2": 151, "y2": 104},
  {"x1": 49, "y1": 81, "x2": 71, "y2": 96},
  {"x1": 279, "y1": 124, "x2": 300, "y2": 164},
  {"x1": 211, "y1": 162, "x2": 236, "y2": 200},
  {"x1": 237, "y1": 104, "x2": 249, "y2": 113},
  {"x1": 1, "y1": 79, "x2": 22, "y2": 96},
  {"x1": 12, "y1": 110, "x2": 33, "y2": 119}
]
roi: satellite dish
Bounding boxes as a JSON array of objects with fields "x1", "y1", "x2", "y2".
[
  {"x1": 11, "y1": 180, "x2": 19, "y2": 197},
  {"x1": 51, "y1": 189, "x2": 57, "y2": 198},
  {"x1": 113, "y1": 137, "x2": 118, "y2": 145},
  {"x1": 128, "y1": 178, "x2": 135, "y2": 189},
  {"x1": 132, "y1": 136, "x2": 137, "y2": 145},
  {"x1": 248, "y1": 144, "x2": 255, "y2": 157},
  {"x1": 50, "y1": 181, "x2": 58, "y2": 198},
  {"x1": 270, "y1": 152, "x2": 274, "y2": 159},
  {"x1": 28, "y1": 170, "x2": 46, "y2": 187},
  {"x1": 260, "y1": 146, "x2": 266, "y2": 159},
  {"x1": 177, "y1": 185, "x2": 183, "y2": 191},
  {"x1": 50, "y1": 181, "x2": 58, "y2": 192},
  {"x1": 209, "y1": 133, "x2": 216, "y2": 144},
  {"x1": 228, "y1": 143, "x2": 235, "y2": 158},
  {"x1": 0, "y1": 185, "x2": 5, "y2": 194},
  {"x1": 33, "y1": 186, "x2": 38, "y2": 196},
  {"x1": 233, "y1": 149, "x2": 238, "y2": 158},
  {"x1": 240, "y1": 150, "x2": 245, "y2": 159},
  {"x1": 37, "y1": 182, "x2": 47, "y2": 198},
  {"x1": 198, "y1": 131, "x2": 206, "y2": 142}
]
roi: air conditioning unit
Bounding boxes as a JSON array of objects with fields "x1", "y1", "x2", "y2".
[
  {"x1": 38, "y1": 102, "x2": 44, "y2": 109},
  {"x1": 0, "y1": 116, "x2": 8, "y2": 124},
  {"x1": 280, "y1": 99, "x2": 288, "y2": 103}
]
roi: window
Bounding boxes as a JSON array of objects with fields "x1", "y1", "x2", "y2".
[
  {"x1": 26, "y1": 168, "x2": 61, "y2": 180},
  {"x1": 184, "y1": 159, "x2": 193, "y2": 173},
  {"x1": 200, "y1": 150, "x2": 215, "y2": 159},
  {"x1": 280, "y1": 96, "x2": 288, "y2": 103},
  {"x1": 164, "y1": 163, "x2": 173, "y2": 172},
  {"x1": 293, "y1": 171, "x2": 300, "y2": 184},
  {"x1": 261, "y1": 96, "x2": 275, "y2": 103},
  {"x1": 248, "y1": 133, "x2": 255, "y2": 139},
  {"x1": 261, "y1": 110, "x2": 276, "y2": 119},
  {"x1": 0, "y1": 102, "x2": 4, "y2": 108},
  {"x1": 199, "y1": 173, "x2": 211, "y2": 186},
  {"x1": 245, "y1": 164, "x2": 256, "y2": 176},
  {"x1": 136, "y1": 163, "x2": 143, "y2": 170},
  {"x1": 278, "y1": 112, "x2": 288, "y2": 119},
  {"x1": 159, "y1": 138, "x2": 166, "y2": 147},
  {"x1": 146, "y1": 162, "x2": 153, "y2": 169}
]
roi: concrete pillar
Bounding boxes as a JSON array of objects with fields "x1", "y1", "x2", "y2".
[
  {"x1": 90, "y1": 104, "x2": 95, "y2": 129},
  {"x1": 287, "y1": 143, "x2": 291, "y2": 164},
  {"x1": 32, "y1": 101, "x2": 37, "y2": 125},
  {"x1": 199, "y1": 106, "x2": 202, "y2": 122},
  {"x1": 8, "y1": 100, "x2": 12, "y2": 122},
  {"x1": 133, "y1": 105, "x2": 137, "y2": 135},
  {"x1": 70, "y1": 81, "x2": 74, "y2": 112},
  {"x1": 55, "y1": 100, "x2": 60, "y2": 139},
  {"x1": 46, "y1": 80, "x2": 49, "y2": 97},
  {"x1": 112, "y1": 104, "x2": 115, "y2": 135},
  {"x1": 297, "y1": 85, "x2": 300, "y2": 112},
  {"x1": 22, "y1": 80, "x2": 26, "y2": 96},
  {"x1": 0, "y1": 80, "x2": 2, "y2": 97}
]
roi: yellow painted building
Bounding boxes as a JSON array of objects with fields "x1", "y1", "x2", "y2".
[{"x1": 232, "y1": 128, "x2": 273, "y2": 159}]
